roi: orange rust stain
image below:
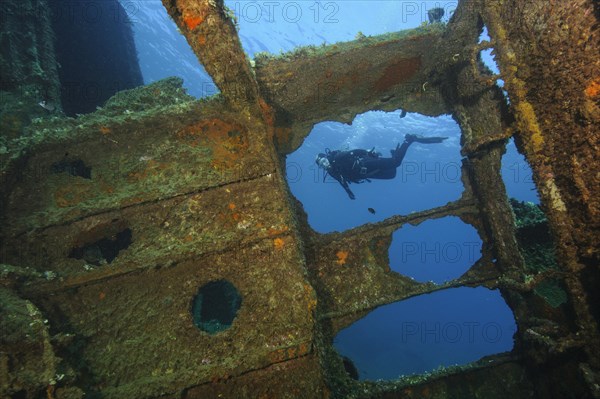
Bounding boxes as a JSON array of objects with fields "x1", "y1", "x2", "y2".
[
  {"x1": 258, "y1": 97, "x2": 275, "y2": 128},
  {"x1": 46, "y1": 384, "x2": 55, "y2": 399},
  {"x1": 274, "y1": 127, "x2": 292, "y2": 146},
  {"x1": 184, "y1": 15, "x2": 204, "y2": 30},
  {"x1": 374, "y1": 57, "x2": 422, "y2": 92},
  {"x1": 127, "y1": 159, "x2": 169, "y2": 182},
  {"x1": 54, "y1": 182, "x2": 93, "y2": 208},
  {"x1": 183, "y1": 234, "x2": 194, "y2": 243},
  {"x1": 298, "y1": 342, "x2": 310, "y2": 356},
  {"x1": 198, "y1": 35, "x2": 207, "y2": 46},
  {"x1": 210, "y1": 373, "x2": 231, "y2": 384},
  {"x1": 322, "y1": 61, "x2": 368, "y2": 97},
  {"x1": 268, "y1": 342, "x2": 311, "y2": 364},
  {"x1": 268, "y1": 226, "x2": 289, "y2": 236},
  {"x1": 99, "y1": 292, "x2": 106, "y2": 300},
  {"x1": 270, "y1": 348, "x2": 289, "y2": 363},
  {"x1": 273, "y1": 237, "x2": 285, "y2": 250},
  {"x1": 585, "y1": 78, "x2": 600, "y2": 98},
  {"x1": 124, "y1": 196, "x2": 144, "y2": 206},
  {"x1": 216, "y1": 212, "x2": 231, "y2": 227},
  {"x1": 98, "y1": 126, "x2": 111, "y2": 135},
  {"x1": 98, "y1": 180, "x2": 114, "y2": 194},
  {"x1": 176, "y1": 119, "x2": 248, "y2": 170},
  {"x1": 54, "y1": 194, "x2": 70, "y2": 208},
  {"x1": 336, "y1": 250, "x2": 349, "y2": 265},
  {"x1": 217, "y1": 202, "x2": 244, "y2": 227}
]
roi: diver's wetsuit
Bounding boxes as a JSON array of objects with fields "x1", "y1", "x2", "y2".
[{"x1": 325, "y1": 141, "x2": 412, "y2": 200}]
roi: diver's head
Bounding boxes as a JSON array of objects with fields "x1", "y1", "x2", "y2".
[{"x1": 315, "y1": 153, "x2": 330, "y2": 170}]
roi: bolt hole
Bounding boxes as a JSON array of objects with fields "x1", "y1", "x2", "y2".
[
  {"x1": 51, "y1": 158, "x2": 92, "y2": 179},
  {"x1": 69, "y1": 228, "x2": 132, "y2": 266}
]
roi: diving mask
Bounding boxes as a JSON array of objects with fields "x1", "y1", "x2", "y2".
[{"x1": 316, "y1": 154, "x2": 330, "y2": 170}]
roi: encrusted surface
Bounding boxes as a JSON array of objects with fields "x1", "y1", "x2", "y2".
[
  {"x1": 483, "y1": 0, "x2": 600, "y2": 267},
  {"x1": 0, "y1": 0, "x2": 61, "y2": 138},
  {"x1": 481, "y1": 0, "x2": 600, "y2": 374},
  {"x1": 4, "y1": 176, "x2": 291, "y2": 278},
  {"x1": 0, "y1": 287, "x2": 58, "y2": 396},
  {"x1": 1, "y1": 0, "x2": 599, "y2": 397},
  {"x1": 305, "y1": 197, "x2": 486, "y2": 327},
  {"x1": 2, "y1": 83, "x2": 273, "y2": 234},
  {"x1": 255, "y1": 25, "x2": 451, "y2": 153},
  {"x1": 183, "y1": 355, "x2": 327, "y2": 399},
  {"x1": 31, "y1": 238, "x2": 315, "y2": 399}
]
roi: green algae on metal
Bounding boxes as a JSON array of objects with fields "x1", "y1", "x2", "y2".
[
  {"x1": 254, "y1": 23, "x2": 447, "y2": 66},
  {"x1": 0, "y1": 78, "x2": 206, "y2": 171},
  {"x1": 510, "y1": 198, "x2": 566, "y2": 307}
]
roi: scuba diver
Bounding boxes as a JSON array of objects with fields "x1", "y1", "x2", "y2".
[{"x1": 315, "y1": 134, "x2": 448, "y2": 199}]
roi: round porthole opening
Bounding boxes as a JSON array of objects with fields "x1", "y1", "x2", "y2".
[{"x1": 191, "y1": 280, "x2": 242, "y2": 334}]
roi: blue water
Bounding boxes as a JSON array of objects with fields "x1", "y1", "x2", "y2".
[
  {"x1": 122, "y1": 1, "x2": 458, "y2": 96},
  {"x1": 390, "y1": 216, "x2": 482, "y2": 284},
  {"x1": 287, "y1": 111, "x2": 463, "y2": 233},
  {"x1": 123, "y1": 0, "x2": 539, "y2": 381},
  {"x1": 227, "y1": 0, "x2": 456, "y2": 57},
  {"x1": 479, "y1": 26, "x2": 506, "y2": 88},
  {"x1": 121, "y1": 0, "x2": 217, "y2": 98},
  {"x1": 334, "y1": 287, "x2": 517, "y2": 380},
  {"x1": 502, "y1": 138, "x2": 540, "y2": 204}
]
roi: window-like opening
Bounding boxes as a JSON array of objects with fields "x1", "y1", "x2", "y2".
[
  {"x1": 389, "y1": 217, "x2": 482, "y2": 284},
  {"x1": 286, "y1": 110, "x2": 463, "y2": 233},
  {"x1": 51, "y1": 158, "x2": 92, "y2": 179},
  {"x1": 333, "y1": 287, "x2": 516, "y2": 380},
  {"x1": 502, "y1": 140, "x2": 563, "y2": 307},
  {"x1": 478, "y1": 26, "x2": 506, "y2": 91},
  {"x1": 191, "y1": 280, "x2": 242, "y2": 334},
  {"x1": 121, "y1": 0, "x2": 218, "y2": 99},
  {"x1": 510, "y1": 199, "x2": 564, "y2": 307},
  {"x1": 501, "y1": 138, "x2": 539, "y2": 204},
  {"x1": 69, "y1": 228, "x2": 132, "y2": 266},
  {"x1": 479, "y1": 48, "x2": 499, "y2": 76},
  {"x1": 228, "y1": 0, "x2": 454, "y2": 58}
]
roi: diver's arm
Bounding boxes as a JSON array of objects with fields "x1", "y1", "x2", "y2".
[
  {"x1": 338, "y1": 176, "x2": 356, "y2": 200},
  {"x1": 328, "y1": 170, "x2": 356, "y2": 199}
]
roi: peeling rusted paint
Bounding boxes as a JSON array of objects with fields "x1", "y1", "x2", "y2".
[{"x1": 374, "y1": 57, "x2": 422, "y2": 92}]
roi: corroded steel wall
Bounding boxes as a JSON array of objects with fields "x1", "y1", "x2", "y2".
[{"x1": 1, "y1": 0, "x2": 598, "y2": 398}]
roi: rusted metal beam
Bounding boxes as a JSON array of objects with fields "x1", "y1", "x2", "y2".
[
  {"x1": 255, "y1": 26, "x2": 454, "y2": 154},
  {"x1": 481, "y1": 0, "x2": 600, "y2": 372},
  {"x1": 161, "y1": 0, "x2": 261, "y2": 111}
]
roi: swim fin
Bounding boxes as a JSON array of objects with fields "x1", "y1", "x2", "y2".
[
  {"x1": 406, "y1": 134, "x2": 448, "y2": 144},
  {"x1": 417, "y1": 136, "x2": 448, "y2": 144}
]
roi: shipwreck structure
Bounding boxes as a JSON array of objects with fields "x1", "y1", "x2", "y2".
[{"x1": 1, "y1": 0, "x2": 598, "y2": 397}]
